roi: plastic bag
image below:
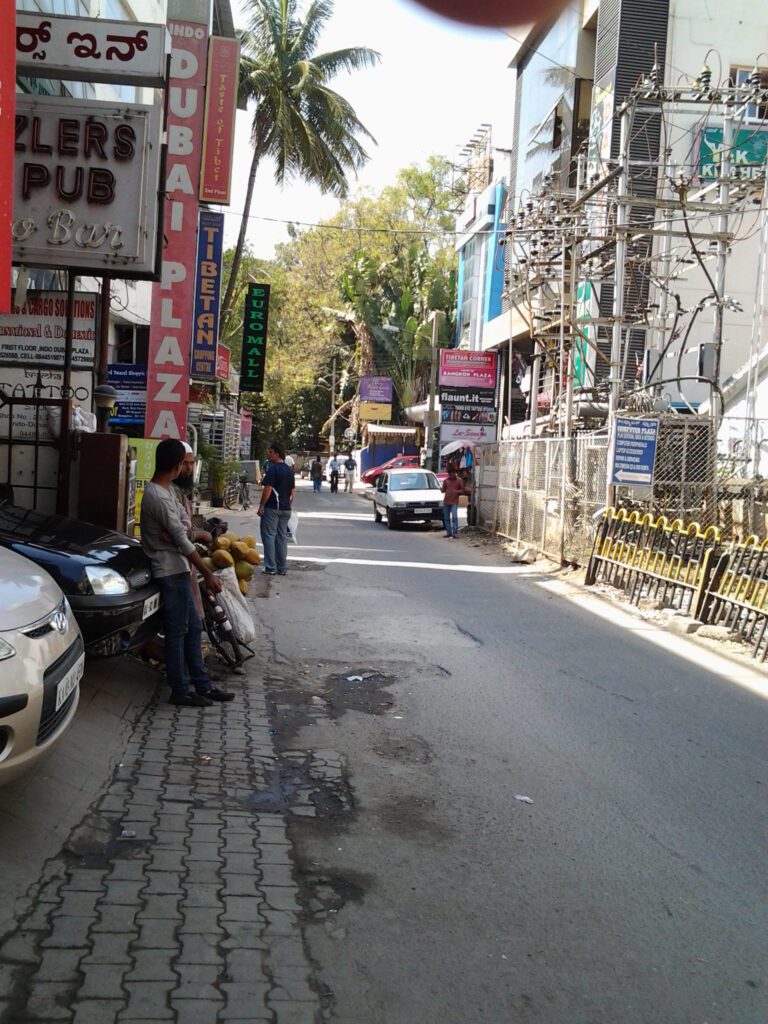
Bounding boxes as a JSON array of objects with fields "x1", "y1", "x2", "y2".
[
  {"x1": 216, "y1": 566, "x2": 255, "y2": 644},
  {"x1": 287, "y1": 510, "x2": 299, "y2": 545}
]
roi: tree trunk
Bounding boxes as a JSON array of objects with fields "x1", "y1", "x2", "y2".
[{"x1": 221, "y1": 140, "x2": 263, "y2": 329}]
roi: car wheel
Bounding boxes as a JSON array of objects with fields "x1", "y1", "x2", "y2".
[
  {"x1": 374, "y1": 505, "x2": 382, "y2": 523},
  {"x1": 386, "y1": 510, "x2": 398, "y2": 530}
]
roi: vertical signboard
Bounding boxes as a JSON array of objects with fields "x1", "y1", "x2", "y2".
[
  {"x1": 108, "y1": 364, "x2": 148, "y2": 424},
  {"x1": 359, "y1": 376, "x2": 393, "y2": 421},
  {"x1": 144, "y1": 15, "x2": 209, "y2": 439},
  {"x1": 0, "y1": 5, "x2": 15, "y2": 313},
  {"x1": 215, "y1": 344, "x2": 231, "y2": 381},
  {"x1": 131, "y1": 438, "x2": 160, "y2": 536},
  {"x1": 438, "y1": 350, "x2": 498, "y2": 448},
  {"x1": 200, "y1": 37, "x2": 239, "y2": 204},
  {"x1": 190, "y1": 210, "x2": 224, "y2": 378},
  {"x1": 239, "y1": 284, "x2": 270, "y2": 393}
]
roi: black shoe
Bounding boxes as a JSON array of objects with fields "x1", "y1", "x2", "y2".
[
  {"x1": 169, "y1": 693, "x2": 212, "y2": 707},
  {"x1": 205, "y1": 688, "x2": 235, "y2": 702},
  {"x1": 277, "y1": 570, "x2": 287, "y2": 576},
  {"x1": 263, "y1": 569, "x2": 276, "y2": 575}
]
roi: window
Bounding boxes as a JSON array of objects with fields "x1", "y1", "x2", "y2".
[
  {"x1": 730, "y1": 67, "x2": 768, "y2": 122},
  {"x1": 389, "y1": 473, "x2": 440, "y2": 492}
]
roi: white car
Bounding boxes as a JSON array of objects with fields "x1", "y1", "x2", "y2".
[
  {"x1": 0, "y1": 548, "x2": 84, "y2": 786},
  {"x1": 372, "y1": 468, "x2": 445, "y2": 529}
]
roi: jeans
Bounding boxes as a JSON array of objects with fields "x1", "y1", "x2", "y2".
[
  {"x1": 313, "y1": 478, "x2": 321, "y2": 492},
  {"x1": 261, "y1": 507, "x2": 291, "y2": 572},
  {"x1": 443, "y1": 503, "x2": 459, "y2": 537},
  {"x1": 157, "y1": 572, "x2": 212, "y2": 699},
  {"x1": 330, "y1": 471, "x2": 339, "y2": 493}
]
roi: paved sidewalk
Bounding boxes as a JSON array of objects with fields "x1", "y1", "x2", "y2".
[{"x1": 0, "y1": 664, "x2": 322, "y2": 1024}]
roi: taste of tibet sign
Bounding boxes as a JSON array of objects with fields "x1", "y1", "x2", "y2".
[{"x1": 13, "y1": 94, "x2": 162, "y2": 276}]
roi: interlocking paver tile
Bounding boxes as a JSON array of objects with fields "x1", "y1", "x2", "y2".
[{"x1": 71, "y1": 998, "x2": 127, "y2": 1024}]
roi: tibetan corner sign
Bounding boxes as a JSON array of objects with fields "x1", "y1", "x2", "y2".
[
  {"x1": 16, "y1": 14, "x2": 169, "y2": 87},
  {"x1": 239, "y1": 284, "x2": 270, "y2": 393},
  {"x1": 610, "y1": 417, "x2": 659, "y2": 487},
  {"x1": 13, "y1": 95, "x2": 162, "y2": 276}
]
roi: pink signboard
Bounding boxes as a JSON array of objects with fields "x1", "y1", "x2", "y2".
[
  {"x1": 215, "y1": 344, "x2": 231, "y2": 381},
  {"x1": 438, "y1": 350, "x2": 498, "y2": 390},
  {"x1": 199, "y1": 36, "x2": 239, "y2": 205},
  {"x1": 144, "y1": 19, "x2": 209, "y2": 439},
  {"x1": 0, "y1": 5, "x2": 15, "y2": 314}
]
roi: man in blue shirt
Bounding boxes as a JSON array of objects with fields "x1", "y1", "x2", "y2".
[{"x1": 257, "y1": 440, "x2": 296, "y2": 575}]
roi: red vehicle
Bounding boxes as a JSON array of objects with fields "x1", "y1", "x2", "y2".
[{"x1": 361, "y1": 454, "x2": 420, "y2": 485}]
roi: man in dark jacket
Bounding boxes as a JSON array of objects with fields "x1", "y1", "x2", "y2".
[{"x1": 257, "y1": 440, "x2": 295, "y2": 575}]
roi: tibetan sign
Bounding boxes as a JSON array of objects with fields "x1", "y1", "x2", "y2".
[
  {"x1": 190, "y1": 210, "x2": 224, "y2": 379},
  {"x1": 360, "y1": 375, "x2": 393, "y2": 421},
  {"x1": 16, "y1": 13, "x2": 169, "y2": 87},
  {"x1": 0, "y1": 290, "x2": 97, "y2": 367},
  {"x1": 200, "y1": 37, "x2": 239, "y2": 204},
  {"x1": 216, "y1": 344, "x2": 231, "y2": 381},
  {"x1": 609, "y1": 417, "x2": 659, "y2": 487},
  {"x1": 699, "y1": 126, "x2": 768, "y2": 181},
  {"x1": 108, "y1": 364, "x2": 147, "y2": 424},
  {"x1": 439, "y1": 350, "x2": 498, "y2": 390},
  {"x1": 144, "y1": 17, "x2": 209, "y2": 439},
  {"x1": 239, "y1": 284, "x2": 270, "y2": 393},
  {"x1": 13, "y1": 94, "x2": 162, "y2": 276},
  {"x1": 0, "y1": 5, "x2": 14, "y2": 314}
]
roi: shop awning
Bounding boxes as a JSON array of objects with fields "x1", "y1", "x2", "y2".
[{"x1": 365, "y1": 424, "x2": 418, "y2": 436}]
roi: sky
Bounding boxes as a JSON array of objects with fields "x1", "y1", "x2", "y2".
[{"x1": 221, "y1": 0, "x2": 517, "y2": 256}]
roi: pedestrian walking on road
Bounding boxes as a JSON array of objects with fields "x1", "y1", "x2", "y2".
[
  {"x1": 141, "y1": 439, "x2": 234, "y2": 707},
  {"x1": 310, "y1": 456, "x2": 323, "y2": 492},
  {"x1": 258, "y1": 440, "x2": 295, "y2": 576},
  {"x1": 328, "y1": 452, "x2": 341, "y2": 493},
  {"x1": 343, "y1": 453, "x2": 356, "y2": 492},
  {"x1": 441, "y1": 463, "x2": 465, "y2": 539}
]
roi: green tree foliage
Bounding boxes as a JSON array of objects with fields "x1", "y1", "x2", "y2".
[
  {"x1": 222, "y1": 157, "x2": 458, "y2": 456},
  {"x1": 221, "y1": 0, "x2": 379, "y2": 328}
]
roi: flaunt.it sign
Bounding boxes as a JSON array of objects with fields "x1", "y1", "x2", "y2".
[
  {"x1": 144, "y1": 17, "x2": 209, "y2": 440},
  {"x1": 239, "y1": 284, "x2": 270, "y2": 394}
]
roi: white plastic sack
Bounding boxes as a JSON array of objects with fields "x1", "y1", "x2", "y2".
[
  {"x1": 216, "y1": 566, "x2": 256, "y2": 644},
  {"x1": 287, "y1": 510, "x2": 299, "y2": 545}
]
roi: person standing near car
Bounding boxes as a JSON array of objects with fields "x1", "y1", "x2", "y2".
[
  {"x1": 441, "y1": 463, "x2": 465, "y2": 539},
  {"x1": 327, "y1": 452, "x2": 341, "y2": 494},
  {"x1": 310, "y1": 456, "x2": 323, "y2": 493},
  {"x1": 141, "y1": 439, "x2": 234, "y2": 707},
  {"x1": 258, "y1": 441, "x2": 295, "y2": 576},
  {"x1": 343, "y1": 453, "x2": 356, "y2": 492}
]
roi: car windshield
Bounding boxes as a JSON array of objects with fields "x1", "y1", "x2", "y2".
[{"x1": 390, "y1": 472, "x2": 439, "y2": 492}]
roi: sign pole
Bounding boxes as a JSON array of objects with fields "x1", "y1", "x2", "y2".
[
  {"x1": 425, "y1": 312, "x2": 441, "y2": 470},
  {"x1": 57, "y1": 272, "x2": 76, "y2": 514}
]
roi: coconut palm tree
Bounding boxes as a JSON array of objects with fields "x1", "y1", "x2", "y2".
[{"x1": 221, "y1": 0, "x2": 379, "y2": 326}]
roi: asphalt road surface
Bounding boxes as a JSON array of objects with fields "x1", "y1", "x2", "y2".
[{"x1": 253, "y1": 481, "x2": 767, "y2": 1024}]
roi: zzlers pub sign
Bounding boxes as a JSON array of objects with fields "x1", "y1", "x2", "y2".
[{"x1": 239, "y1": 284, "x2": 270, "y2": 394}]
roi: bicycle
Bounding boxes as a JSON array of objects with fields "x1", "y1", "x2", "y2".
[{"x1": 225, "y1": 474, "x2": 251, "y2": 511}]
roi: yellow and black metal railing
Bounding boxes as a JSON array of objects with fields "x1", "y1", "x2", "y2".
[
  {"x1": 586, "y1": 509, "x2": 721, "y2": 618},
  {"x1": 702, "y1": 537, "x2": 768, "y2": 661}
]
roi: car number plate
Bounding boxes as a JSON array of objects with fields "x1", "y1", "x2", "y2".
[
  {"x1": 56, "y1": 654, "x2": 85, "y2": 711},
  {"x1": 415, "y1": 507, "x2": 431, "y2": 514},
  {"x1": 142, "y1": 593, "x2": 161, "y2": 620}
]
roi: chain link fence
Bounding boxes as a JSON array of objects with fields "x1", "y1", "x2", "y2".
[{"x1": 473, "y1": 414, "x2": 768, "y2": 564}]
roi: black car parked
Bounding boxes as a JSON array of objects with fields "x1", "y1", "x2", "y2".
[{"x1": 0, "y1": 501, "x2": 161, "y2": 657}]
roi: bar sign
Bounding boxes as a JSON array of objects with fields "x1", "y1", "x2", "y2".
[{"x1": 239, "y1": 283, "x2": 270, "y2": 393}]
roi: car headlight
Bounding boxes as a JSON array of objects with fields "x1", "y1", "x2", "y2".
[
  {"x1": 85, "y1": 566, "x2": 130, "y2": 596},
  {"x1": 0, "y1": 638, "x2": 16, "y2": 662}
]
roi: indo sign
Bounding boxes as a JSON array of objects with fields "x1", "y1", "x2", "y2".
[
  {"x1": 16, "y1": 14, "x2": 169, "y2": 87},
  {"x1": 144, "y1": 18, "x2": 209, "y2": 439},
  {"x1": 13, "y1": 95, "x2": 162, "y2": 275}
]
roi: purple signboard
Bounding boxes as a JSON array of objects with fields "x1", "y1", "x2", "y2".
[{"x1": 360, "y1": 376, "x2": 393, "y2": 403}]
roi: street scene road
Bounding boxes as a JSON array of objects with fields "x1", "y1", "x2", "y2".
[{"x1": 255, "y1": 483, "x2": 767, "y2": 1024}]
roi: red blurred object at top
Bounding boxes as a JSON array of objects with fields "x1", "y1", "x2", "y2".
[{"x1": 408, "y1": 0, "x2": 567, "y2": 27}]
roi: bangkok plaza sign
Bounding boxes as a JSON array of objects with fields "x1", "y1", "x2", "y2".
[{"x1": 13, "y1": 94, "x2": 162, "y2": 276}]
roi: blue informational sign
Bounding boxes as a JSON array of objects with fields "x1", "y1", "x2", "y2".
[
  {"x1": 610, "y1": 417, "x2": 659, "y2": 486},
  {"x1": 108, "y1": 364, "x2": 147, "y2": 424},
  {"x1": 190, "y1": 210, "x2": 225, "y2": 379}
]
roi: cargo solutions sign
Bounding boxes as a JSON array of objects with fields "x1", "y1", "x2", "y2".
[
  {"x1": 13, "y1": 95, "x2": 162, "y2": 276},
  {"x1": 144, "y1": 13, "x2": 210, "y2": 439},
  {"x1": 0, "y1": 291, "x2": 97, "y2": 367}
]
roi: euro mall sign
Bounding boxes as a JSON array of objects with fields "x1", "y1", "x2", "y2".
[
  {"x1": 13, "y1": 94, "x2": 162, "y2": 277},
  {"x1": 16, "y1": 13, "x2": 169, "y2": 87}
]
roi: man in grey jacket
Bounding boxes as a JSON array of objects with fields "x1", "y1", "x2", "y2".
[{"x1": 141, "y1": 439, "x2": 234, "y2": 707}]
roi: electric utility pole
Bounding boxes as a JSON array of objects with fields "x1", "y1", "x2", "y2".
[{"x1": 425, "y1": 311, "x2": 442, "y2": 470}]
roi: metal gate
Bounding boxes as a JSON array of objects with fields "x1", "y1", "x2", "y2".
[{"x1": 0, "y1": 381, "x2": 72, "y2": 513}]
